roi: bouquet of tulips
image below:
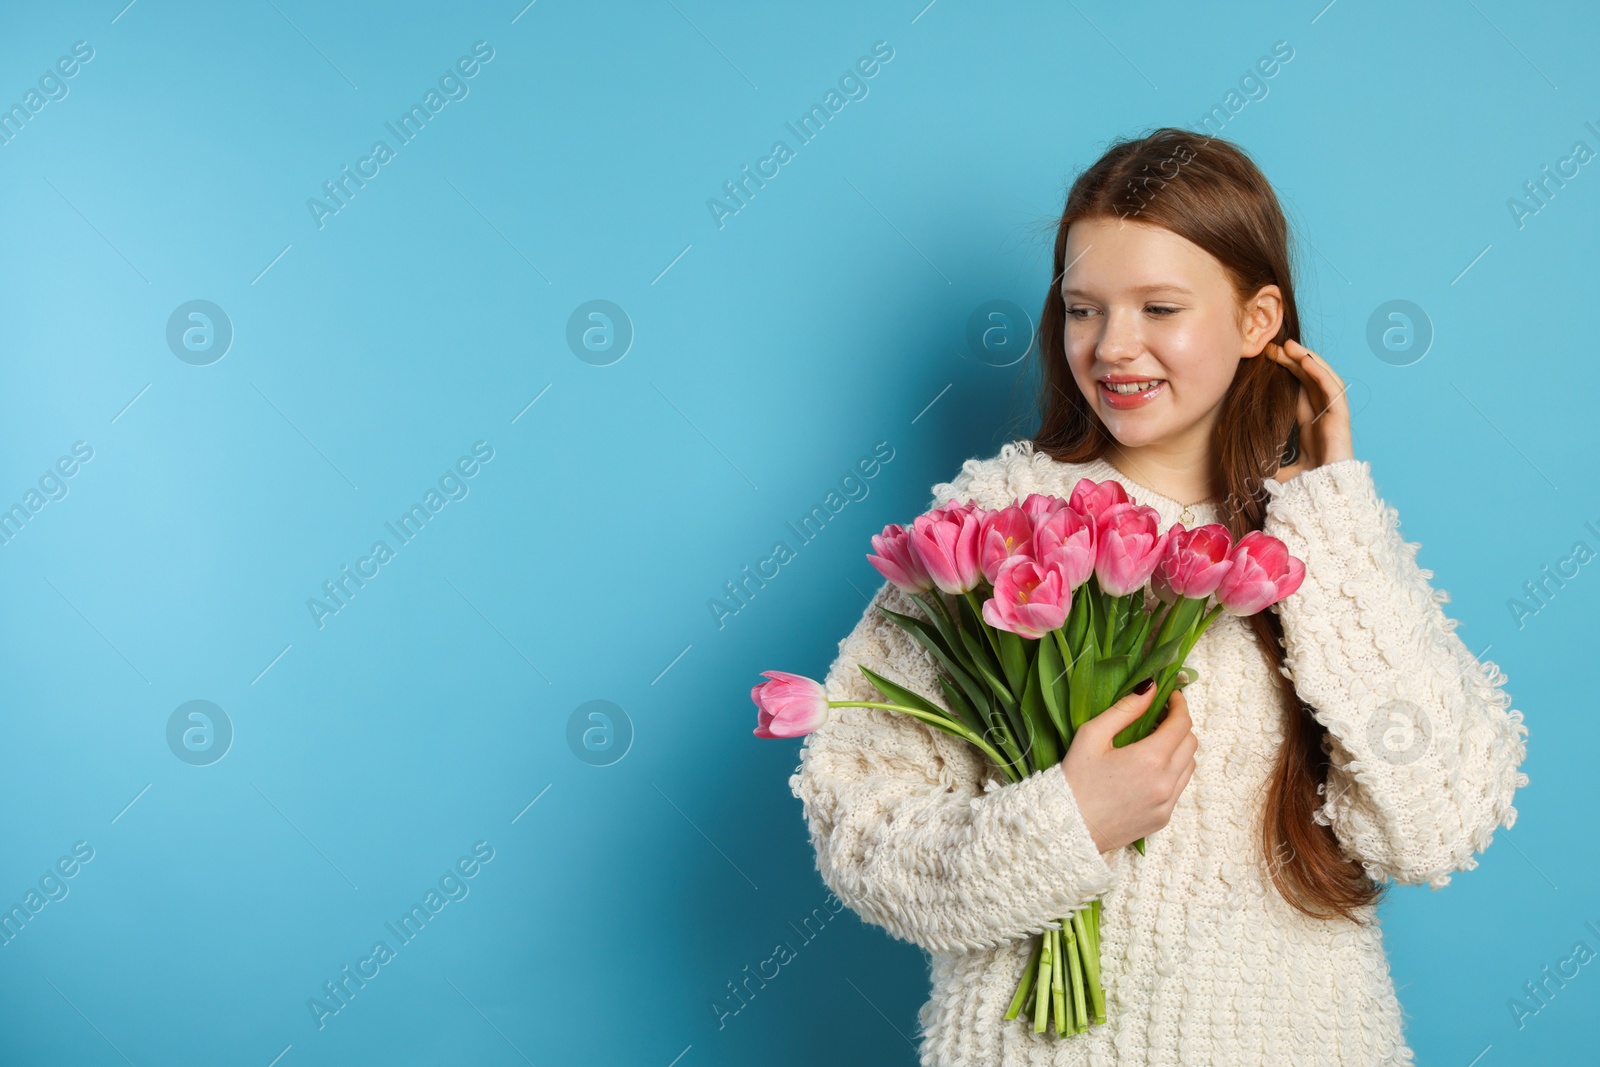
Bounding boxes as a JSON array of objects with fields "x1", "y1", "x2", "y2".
[{"x1": 752, "y1": 475, "x2": 1306, "y2": 1036}]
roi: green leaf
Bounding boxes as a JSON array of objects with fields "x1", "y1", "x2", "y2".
[
  {"x1": 953, "y1": 587, "x2": 986, "y2": 636},
  {"x1": 1066, "y1": 587, "x2": 1090, "y2": 652},
  {"x1": 1086, "y1": 583, "x2": 1107, "y2": 658},
  {"x1": 1116, "y1": 599, "x2": 1203, "y2": 700},
  {"x1": 957, "y1": 626, "x2": 1033, "y2": 764},
  {"x1": 959, "y1": 628, "x2": 1027, "y2": 732},
  {"x1": 1090, "y1": 654, "x2": 1132, "y2": 729},
  {"x1": 1067, "y1": 643, "x2": 1096, "y2": 732},
  {"x1": 995, "y1": 703, "x2": 1032, "y2": 775},
  {"x1": 921, "y1": 598, "x2": 1029, "y2": 763},
  {"x1": 997, "y1": 629, "x2": 1028, "y2": 695},
  {"x1": 1114, "y1": 665, "x2": 1180, "y2": 748},
  {"x1": 1098, "y1": 589, "x2": 1119, "y2": 654},
  {"x1": 1020, "y1": 646, "x2": 1060, "y2": 769},
  {"x1": 954, "y1": 592, "x2": 1006, "y2": 674},
  {"x1": 1053, "y1": 632, "x2": 1079, "y2": 741},
  {"x1": 910, "y1": 592, "x2": 964, "y2": 665},
  {"x1": 938, "y1": 676, "x2": 988, "y2": 738},
  {"x1": 878, "y1": 606, "x2": 994, "y2": 721},
  {"x1": 957, "y1": 626, "x2": 1016, "y2": 705},
  {"x1": 857, "y1": 665, "x2": 953, "y2": 722},
  {"x1": 836, "y1": 669, "x2": 1018, "y2": 772},
  {"x1": 1113, "y1": 604, "x2": 1152, "y2": 658},
  {"x1": 1037, "y1": 629, "x2": 1068, "y2": 739},
  {"x1": 956, "y1": 624, "x2": 999, "y2": 685},
  {"x1": 1118, "y1": 633, "x2": 1185, "y2": 700},
  {"x1": 883, "y1": 601, "x2": 953, "y2": 668}
]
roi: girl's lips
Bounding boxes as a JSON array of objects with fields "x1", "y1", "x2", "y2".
[{"x1": 1099, "y1": 378, "x2": 1166, "y2": 410}]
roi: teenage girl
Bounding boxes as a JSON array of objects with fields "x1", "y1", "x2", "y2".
[{"x1": 789, "y1": 126, "x2": 1528, "y2": 1065}]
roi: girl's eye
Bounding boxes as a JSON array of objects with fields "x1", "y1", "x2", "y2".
[{"x1": 1065, "y1": 305, "x2": 1179, "y2": 320}]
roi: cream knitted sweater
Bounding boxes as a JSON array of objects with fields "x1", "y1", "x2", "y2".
[{"x1": 788, "y1": 440, "x2": 1529, "y2": 1066}]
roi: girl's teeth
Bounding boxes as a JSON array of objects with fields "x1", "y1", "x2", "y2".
[{"x1": 1107, "y1": 380, "x2": 1163, "y2": 395}]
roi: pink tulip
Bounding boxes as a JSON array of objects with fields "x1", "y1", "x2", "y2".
[
  {"x1": 1094, "y1": 502, "x2": 1170, "y2": 597},
  {"x1": 1031, "y1": 505, "x2": 1097, "y2": 591},
  {"x1": 910, "y1": 501, "x2": 985, "y2": 594},
  {"x1": 978, "y1": 504, "x2": 1035, "y2": 585},
  {"x1": 1214, "y1": 531, "x2": 1306, "y2": 615},
  {"x1": 1069, "y1": 477, "x2": 1131, "y2": 529},
  {"x1": 982, "y1": 557, "x2": 1071, "y2": 639},
  {"x1": 751, "y1": 671, "x2": 830, "y2": 738},
  {"x1": 867, "y1": 523, "x2": 933, "y2": 594},
  {"x1": 1151, "y1": 523, "x2": 1235, "y2": 604},
  {"x1": 1019, "y1": 492, "x2": 1066, "y2": 524}
]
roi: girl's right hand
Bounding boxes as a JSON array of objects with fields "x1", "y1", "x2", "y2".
[{"x1": 1060, "y1": 683, "x2": 1198, "y2": 854}]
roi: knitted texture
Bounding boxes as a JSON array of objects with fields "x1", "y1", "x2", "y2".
[{"x1": 787, "y1": 440, "x2": 1529, "y2": 1066}]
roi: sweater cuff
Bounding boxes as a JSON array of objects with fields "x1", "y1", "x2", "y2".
[
  {"x1": 1021, "y1": 763, "x2": 1123, "y2": 888},
  {"x1": 1260, "y1": 458, "x2": 1376, "y2": 542},
  {"x1": 1260, "y1": 457, "x2": 1373, "y2": 524}
]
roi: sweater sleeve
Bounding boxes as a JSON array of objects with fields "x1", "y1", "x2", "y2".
[
  {"x1": 787, "y1": 577, "x2": 1125, "y2": 956},
  {"x1": 1260, "y1": 458, "x2": 1530, "y2": 889}
]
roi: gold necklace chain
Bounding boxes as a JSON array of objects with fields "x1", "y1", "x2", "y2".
[
  {"x1": 1101, "y1": 454, "x2": 1214, "y2": 525},
  {"x1": 1178, "y1": 496, "x2": 1217, "y2": 525}
]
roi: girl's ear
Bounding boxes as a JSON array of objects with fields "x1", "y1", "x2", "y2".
[{"x1": 1239, "y1": 284, "x2": 1284, "y2": 358}]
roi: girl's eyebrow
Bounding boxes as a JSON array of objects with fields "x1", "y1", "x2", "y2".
[{"x1": 1062, "y1": 283, "x2": 1195, "y2": 297}]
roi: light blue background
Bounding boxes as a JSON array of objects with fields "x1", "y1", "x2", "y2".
[{"x1": 0, "y1": 1, "x2": 1592, "y2": 1064}]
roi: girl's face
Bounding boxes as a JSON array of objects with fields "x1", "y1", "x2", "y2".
[{"x1": 1061, "y1": 216, "x2": 1277, "y2": 454}]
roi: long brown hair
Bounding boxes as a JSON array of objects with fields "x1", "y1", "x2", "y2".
[{"x1": 1028, "y1": 127, "x2": 1382, "y2": 923}]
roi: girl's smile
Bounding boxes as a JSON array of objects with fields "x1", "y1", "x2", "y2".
[{"x1": 1098, "y1": 377, "x2": 1166, "y2": 408}]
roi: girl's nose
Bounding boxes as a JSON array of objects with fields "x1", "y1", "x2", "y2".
[{"x1": 1096, "y1": 307, "x2": 1143, "y2": 360}]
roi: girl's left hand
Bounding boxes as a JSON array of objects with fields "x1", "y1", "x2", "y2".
[{"x1": 1263, "y1": 339, "x2": 1356, "y2": 482}]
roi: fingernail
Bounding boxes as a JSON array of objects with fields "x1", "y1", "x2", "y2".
[{"x1": 1134, "y1": 678, "x2": 1154, "y2": 695}]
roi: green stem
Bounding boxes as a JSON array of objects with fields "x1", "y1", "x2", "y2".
[
  {"x1": 1087, "y1": 900, "x2": 1102, "y2": 1011},
  {"x1": 962, "y1": 588, "x2": 1002, "y2": 659},
  {"x1": 1186, "y1": 602, "x2": 1226, "y2": 649},
  {"x1": 1051, "y1": 927, "x2": 1067, "y2": 1035},
  {"x1": 826, "y1": 701, "x2": 1018, "y2": 780},
  {"x1": 1033, "y1": 926, "x2": 1053, "y2": 1032},
  {"x1": 1052, "y1": 628, "x2": 1075, "y2": 680},
  {"x1": 1152, "y1": 595, "x2": 1187, "y2": 648},
  {"x1": 1073, "y1": 907, "x2": 1105, "y2": 1024},
  {"x1": 1082, "y1": 582, "x2": 1096, "y2": 656},
  {"x1": 1118, "y1": 600, "x2": 1230, "y2": 747},
  {"x1": 1100, "y1": 589, "x2": 1117, "y2": 655},
  {"x1": 1065, "y1": 925, "x2": 1081, "y2": 1034},
  {"x1": 1122, "y1": 603, "x2": 1152, "y2": 659},
  {"x1": 1005, "y1": 936, "x2": 1042, "y2": 1021},
  {"x1": 983, "y1": 704, "x2": 1028, "y2": 780}
]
